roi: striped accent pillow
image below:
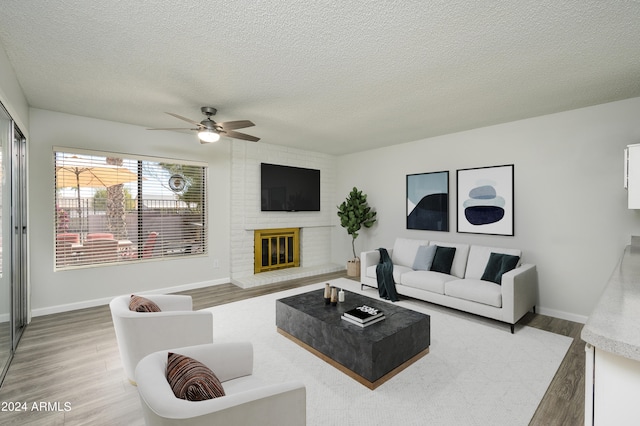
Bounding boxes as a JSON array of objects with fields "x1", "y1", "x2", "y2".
[
  {"x1": 129, "y1": 295, "x2": 161, "y2": 312},
  {"x1": 166, "y1": 352, "x2": 225, "y2": 401}
]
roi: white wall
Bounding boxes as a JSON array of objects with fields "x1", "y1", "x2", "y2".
[
  {"x1": 28, "y1": 108, "x2": 231, "y2": 314},
  {"x1": 9, "y1": 50, "x2": 640, "y2": 320},
  {"x1": 229, "y1": 141, "x2": 337, "y2": 284},
  {"x1": 0, "y1": 40, "x2": 28, "y2": 132},
  {"x1": 333, "y1": 97, "x2": 640, "y2": 321}
]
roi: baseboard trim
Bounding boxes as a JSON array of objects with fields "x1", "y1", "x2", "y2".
[
  {"x1": 31, "y1": 277, "x2": 230, "y2": 317},
  {"x1": 537, "y1": 306, "x2": 588, "y2": 324}
]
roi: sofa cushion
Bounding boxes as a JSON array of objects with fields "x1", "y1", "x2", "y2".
[
  {"x1": 428, "y1": 241, "x2": 470, "y2": 278},
  {"x1": 445, "y1": 279, "x2": 502, "y2": 308},
  {"x1": 129, "y1": 295, "x2": 161, "y2": 312},
  {"x1": 481, "y1": 253, "x2": 520, "y2": 284},
  {"x1": 430, "y1": 246, "x2": 456, "y2": 274},
  {"x1": 412, "y1": 245, "x2": 437, "y2": 271},
  {"x1": 392, "y1": 265, "x2": 413, "y2": 282},
  {"x1": 392, "y1": 238, "x2": 429, "y2": 268},
  {"x1": 401, "y1": 270, "x2": 456, "y2": 294},
  {"x1": 166, "y1": 352, "x2": 225, "y2": 401},
  {"x1": 465, "y1": 245, "x2": 522, "y2": 280},
  {"x1": 366, "y1": 264, "x2": 378, "y2": 279},
  {"x1": 366, "y1": 264, "x2": 412, "y2": 283}
]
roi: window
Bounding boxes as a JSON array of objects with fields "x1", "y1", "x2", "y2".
[{"x1": 54, "y1": 148, "x2": 207, "y2": 269}]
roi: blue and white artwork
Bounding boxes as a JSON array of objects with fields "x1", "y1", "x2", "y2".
[
  {"x1": 407, "y1": 171, "x2": 449, "y2": 231},
  {"x1": 457, "y1": 165, "x2": 514, "y2": 235}
]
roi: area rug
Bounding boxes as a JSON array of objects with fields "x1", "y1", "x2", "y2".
[{"x1": 204, "y1": 278, "x2": 572, "y2": 426}]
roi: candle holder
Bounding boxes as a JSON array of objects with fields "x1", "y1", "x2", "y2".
[
  {"x1": 323, "y1": 283, "x2": 331, "y2": 305},
  {"x1": 330, "y1": 286, "x2": 338, "y2": 306}
]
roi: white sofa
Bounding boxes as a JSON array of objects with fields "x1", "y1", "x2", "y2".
[{"x1": 360, "y1": 238, "x2": 538, "y2": 333}]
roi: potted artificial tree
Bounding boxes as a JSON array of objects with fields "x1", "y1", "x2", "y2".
[{"x1": 337, "y1": 187, "x2": 377, "y2": 276}]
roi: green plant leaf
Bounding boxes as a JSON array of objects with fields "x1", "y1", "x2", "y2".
[{"x1": 336, "y1": 186, "x2": 377, "y2": 259}]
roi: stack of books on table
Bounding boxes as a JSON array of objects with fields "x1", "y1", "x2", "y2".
[{"x1": 341, "y1": 305, "x2": 385, "y2": 327}]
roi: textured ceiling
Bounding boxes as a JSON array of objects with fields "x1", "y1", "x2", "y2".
[{"x1": 0, "y1": 1, "x2": 639, "y2": 155}]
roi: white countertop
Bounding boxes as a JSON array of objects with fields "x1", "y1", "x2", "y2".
[{"x1": 581, "y1": 245, "x2": 640, "y2": 361}]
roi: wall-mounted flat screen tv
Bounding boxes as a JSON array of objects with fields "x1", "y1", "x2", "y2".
[{"x1": 261, "y1": 163, "x2": 320, "y2": 211}]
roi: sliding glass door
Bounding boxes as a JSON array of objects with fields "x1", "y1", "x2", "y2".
[
  {"x1": 0, "y1": 105, "x2": 10, "y2": 384},
  {"x1": 11, "y1": 124, "x2": 27, "y2": 349},
  {"x1": 0, "y1": 103, "x2": 28, "y2": 386}
]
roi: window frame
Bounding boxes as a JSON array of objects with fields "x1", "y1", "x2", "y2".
[{"x1": 53, "y1": 147, "x2": 208, "y2": 270}]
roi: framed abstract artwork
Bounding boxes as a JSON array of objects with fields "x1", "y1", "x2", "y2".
[
  {"x1": 456, "y1": 164, "x2": 514, "y2": 236},
  {"x1": 407, "y1": 171, "x2": 449, "y2": 231}
]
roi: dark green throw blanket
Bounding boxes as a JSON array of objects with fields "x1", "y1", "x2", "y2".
[{"x1": 376, "y1": 248, "x2": 398, "y2": 302}]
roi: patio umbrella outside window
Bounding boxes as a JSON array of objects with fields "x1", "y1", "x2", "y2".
[{"x1": 55, "y1": 161, "x2": 139, "y2": 237}]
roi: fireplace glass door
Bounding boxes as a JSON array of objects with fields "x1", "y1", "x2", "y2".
[{"x1": 254, "y1": 228, "x2": 300, "y2": 273}]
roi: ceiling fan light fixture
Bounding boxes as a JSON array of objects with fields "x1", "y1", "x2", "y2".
[
  {"x1": 149, "y1": 107, "x2": 258, "y2": 143},
  {"x1": 198, "y1": 129, "x2": 220, "y2": 143}
]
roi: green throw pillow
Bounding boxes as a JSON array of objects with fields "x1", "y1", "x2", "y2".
[
  {"x1": 481, "y1": 252, "x2": 520, "y2": 284},
  {"x1": 430, "y1": 246, "x2": 456, "y2": 274}
]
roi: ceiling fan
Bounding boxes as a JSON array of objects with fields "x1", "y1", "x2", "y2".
[{"x1": 148, "y1": 106, "x2": 260, "y2": 143}]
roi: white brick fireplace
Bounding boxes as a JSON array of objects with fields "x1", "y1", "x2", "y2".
[{"x1": 230, "y1": 141, "x2": 342, "y2": 288}]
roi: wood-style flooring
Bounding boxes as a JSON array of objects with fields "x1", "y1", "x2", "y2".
[{"x1": 0, "y1": 271, "x2": 584, "y2": 425}]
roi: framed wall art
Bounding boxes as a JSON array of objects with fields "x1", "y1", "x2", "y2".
[
  {"x1": 407, "y1": 171, "x2": 449, "y2": 231},
  {"x1": 457, "y1": 164, "x2": 514, "y2": 236}
]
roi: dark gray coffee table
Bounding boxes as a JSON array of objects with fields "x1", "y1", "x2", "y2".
[{"x1": 276, "y1": 288, "x2": 430, "y2": 389}]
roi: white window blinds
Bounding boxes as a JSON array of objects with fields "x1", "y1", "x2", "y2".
[{"x1": 54, "y1": 149, "x2": 207, "y2": 269}]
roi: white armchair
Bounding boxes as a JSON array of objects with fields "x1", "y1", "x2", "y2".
[
  {"x1": 110, "y1": 294, "x2": 214, "y2": 384},
  {"x1": 135, "y1": 342, "x2": 306, "y2": 426}
]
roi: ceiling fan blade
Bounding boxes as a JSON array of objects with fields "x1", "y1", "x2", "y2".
[
  {"x1": 147, "y1": 127, "x2": 196, "y2": 131},
  {"x1": 166, "y1": 112, "x2": 203, "y2": 127},
  {"x1": 224, "y1": 130, "x2": 260, "y2": 142},
  {"x1": 218, "y1": 120, "x2": 255, "y2": 131}
]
